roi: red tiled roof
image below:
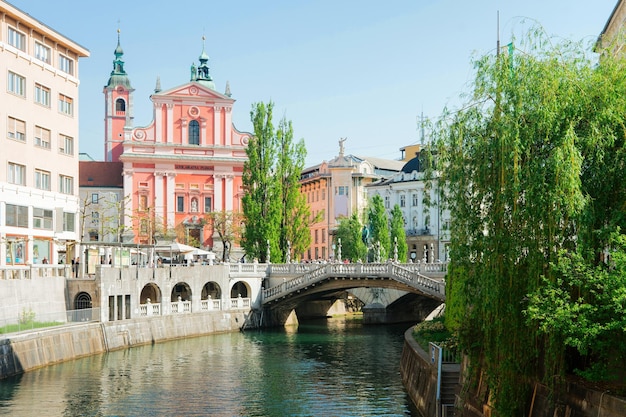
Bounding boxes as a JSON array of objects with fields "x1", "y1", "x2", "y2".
[{"x1": 79, "y1": 161, "x2": 123, "y2": 187}]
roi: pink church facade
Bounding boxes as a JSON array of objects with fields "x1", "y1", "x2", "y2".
[{"x1": 104, "y1": 36, "x2": 250, "y2": 249}]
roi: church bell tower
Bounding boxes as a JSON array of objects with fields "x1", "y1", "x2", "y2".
[{"x1": 103, "y1": 29, "x2": 134, "y2": 162}]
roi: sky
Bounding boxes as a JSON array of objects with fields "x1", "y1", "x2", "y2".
[{"x1": 7, "y1": 0, "x2": 619, "y2": 167}]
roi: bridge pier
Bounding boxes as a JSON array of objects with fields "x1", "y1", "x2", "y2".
[{"x1": 261, "y1": 307, "x2": 299, "y2": 327}]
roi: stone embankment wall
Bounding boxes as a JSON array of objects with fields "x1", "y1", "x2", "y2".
[
  {"x1": 0, "y1": 310, "x2": 246, "y2": 379},
  {"x1": 400, "y1": 326, "x2": 437, "y2": 417}
]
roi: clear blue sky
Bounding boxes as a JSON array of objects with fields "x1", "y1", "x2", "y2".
[{"x1": 8, "y1": 0, "x2": 618, "y2": 166}]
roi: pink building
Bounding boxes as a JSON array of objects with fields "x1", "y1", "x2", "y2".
[{"x1": 104, "y1": 35, "x2": 250, "y2": 250}]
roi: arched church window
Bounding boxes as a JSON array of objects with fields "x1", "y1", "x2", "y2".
[
  {"x1": 115, "y1": 98, "x2": 126, "y2": 112},
  {"x1": 189, "y1": 120, "x2": 200, "y2": 145}
]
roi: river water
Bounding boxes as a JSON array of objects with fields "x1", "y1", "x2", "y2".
[{"x1": 0, "y1": 317, "x2": 419, "y2": 416}]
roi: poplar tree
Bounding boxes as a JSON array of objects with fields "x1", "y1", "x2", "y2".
[
  {"x1": 242, "y1": 102, "x2": 280, "y2": 262},
  {"x1": 390, "y1": 204, "x2": 408, "y2": 262},
  {"x1": 275, "y1": 118, "x2": 311, "y2": 262},
  {"x1": 242, "y1": 101, "x2": 312, "y2": 262},
  {"x1": 335, "y1": 213, "x2": 367, "y2": 262},
  {"x1": 367, "y1": 194, "x2": 391, "y2": 261}
]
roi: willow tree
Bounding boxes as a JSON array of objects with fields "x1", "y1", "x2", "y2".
[{"x1": 436, "y1": 31, "x2": 595, "y2": 415}]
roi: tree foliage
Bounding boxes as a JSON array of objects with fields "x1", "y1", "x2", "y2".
[
  {"x1": 335, "y1": 213, "x2": 367, "y2": 262},
  {"x1": 367, "y1": 194, "x2": 391, "y2": 261},
  {"x1": 241, "y1": 101, "x2": 312, "y2": 262},
  {"x1": 435, "y1": 28, "x2": 626, "y2": 414},
  {"x1": 390, "y1": 204, "x2": 408, "y2": 262}
]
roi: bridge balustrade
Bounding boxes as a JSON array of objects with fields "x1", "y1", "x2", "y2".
[
  {"x1": 171, "y1": 301, "x2": 192, "y2": 313},
  {"x1": 262, "y1": 262, "x2": 446, "y2": 304}
]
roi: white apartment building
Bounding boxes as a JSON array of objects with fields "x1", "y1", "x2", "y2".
[
  {"x1": 367, "y1": 144, "x2": 451, "y2": 263},
  {"x1": 0, "y1": 1, "x2": 89, "y2": 266}
]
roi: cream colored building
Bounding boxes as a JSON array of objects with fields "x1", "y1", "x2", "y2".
[
  {"x1": 0, "y1": 1, "x2": 89, "y2": 266},
  {"x1": 300, "y1": 139, "x2": 404, "y2": 261}
]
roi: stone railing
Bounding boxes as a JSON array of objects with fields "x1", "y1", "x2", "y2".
[
  {"x1": 137, "y1": 297, "x2": 250, "y2": 317},
  {"x1": 1, "y1": 265, "x2": 71, "y2": 280}
]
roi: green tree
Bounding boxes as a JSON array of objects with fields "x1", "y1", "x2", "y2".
[
  {"x1": 242, "y1": 102, "x2": 280, "y2": 262},
  {"x1": 390, "y1": 204, "x2": 408, "y2": 262},
  {"x1": 242, "y1": 101, "x2": 312, "y2": 262},
  {"x1": 435, "y1": 31, "x2": 592, "y2": 414},
  {"x1": 367, "y1": 194, "x2": 391, "y2": 261},
  {"x1": 335, "y1": 213, "x2": 367, "y2": 262},
  {"x1": 275, "y1": 117, "x2": 312, "y2": 262}
]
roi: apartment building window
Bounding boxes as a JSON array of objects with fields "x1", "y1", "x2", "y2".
[
  {"x1": 189, "y1": 120, "x2": 200, "y2": 145},
  {"x1": 8, "y1": 116, "x2": 26, "y2": 141},
  {"x1": 337, "y1": 186, "x2": 348, "y2": 195},
  {"x1": 35, "y1": 84, "x2": 51, "y2": 107},
  {"x1": 7, "y1": 27, "x2": 25, "y2": 51},
  {"x1": 33, "y1": 208, "x2": 53, "y2": 230},
  {"x1": 58, "y1": 94, "x2": 73, "y2": 116},
  {"x1": 59, "y1": 175, "x2": 73, "y2": 194},
  {"x1": 59, "y1": 134, "x2": 74, "y2": 155},
  {"x1": 92, "y1": 193, "x2": 99, "y2": 204},
  {"x1": 63, "y1": 212, "x2": 76, "y2": 232},
  {"x1": 176, "y1": 196, "x2": 184, "y2": 212},
  {"x1": 315, "y1": 229, "x2": 318, "y2": 244},
  {"x1": 8, "y1": 71, "x2": 25, "y2": 97},
  {"x1": 412, "y1": 193, "x2": 418, "y2": 207},
  {"x1": 58, "y1": 54, "x2": 74, "y2": 75},
  {"x1": 400, "y1": 194, "x2": 406, "y2": 208},
  {"x1": 204, "y1": 197, "x2": 212, "y2": 213},
  {"x1": 91, "y1": 212, "x2": 99, "y2": 225},
  {"x1": 6, "y1": 204, "x2": 28, "y2": 228},
  {"x1": 34, "y1": 126, "x2": 51, "y2": 149},
  {"x1": 35, "y1": 169, "x2": 51, "y2": 190},
  {"x1": 384, "y1": 195, "x2": 390, "y2": 209},
  {"x1": 8, "y1": 162, "x2": 26, "y2": 185},
  {"x1": 34, "y1": 42, "x2": 51, "y2": 64},
  {"x1": 322, "y1": 229, "x2": 326, "y2": 243}
]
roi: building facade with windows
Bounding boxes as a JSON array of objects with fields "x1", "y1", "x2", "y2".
[
  {"x1": 366, "y1": 144, "x2": 451, "y2": 263},
  {"x1": 0, "y1": 2, "x2": 89, "y2": 266},
  {"x1": 299, "y1": 139, "x2": 404, "y2": 261},
  {"x1": 104, "y1": 36, "x2": 250, "y2": 253}
]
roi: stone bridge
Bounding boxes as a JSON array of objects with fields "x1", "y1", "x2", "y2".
[{"x1": 260, "y1": 262, "x2": 447, "y2": 326}]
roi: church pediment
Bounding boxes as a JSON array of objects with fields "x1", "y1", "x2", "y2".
[{"x1": 156, "y1": 82, "x2": 232, "y2": 102}]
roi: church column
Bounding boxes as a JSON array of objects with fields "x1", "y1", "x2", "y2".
[
  {"x1": 166, "y1": 172, "x2": 176, "y2": 227},
  {"x1": 200, "y1": 118, "x2": 207, "y2": 145},
  {"x1": 224, "y1": 175, "x2": 234, "y2": 211},
  {"x1": 166, "y1": 103, "x2": 174, "y2": 143},
  {"x1": 224, "y1": 106, "x2": 232, "y2": 146},
  {"x1": 154, "y1": 172, "x2": 165, "y2": 217},
  {"x1": 155, "y1": 102, "x2": 163, "y2": 142},
  {"x1": 181, "y1": 118, "x2": 188, "y2": 144},
  {"x1": 213, "y1": 106, "x2": 222, "y2": 146},
  {"x1": 123, "y1": 169, "x2": 134, "y2": 234},
  {"x1": 213, "y1": 174, "x2": 224, "y2": 212}
]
